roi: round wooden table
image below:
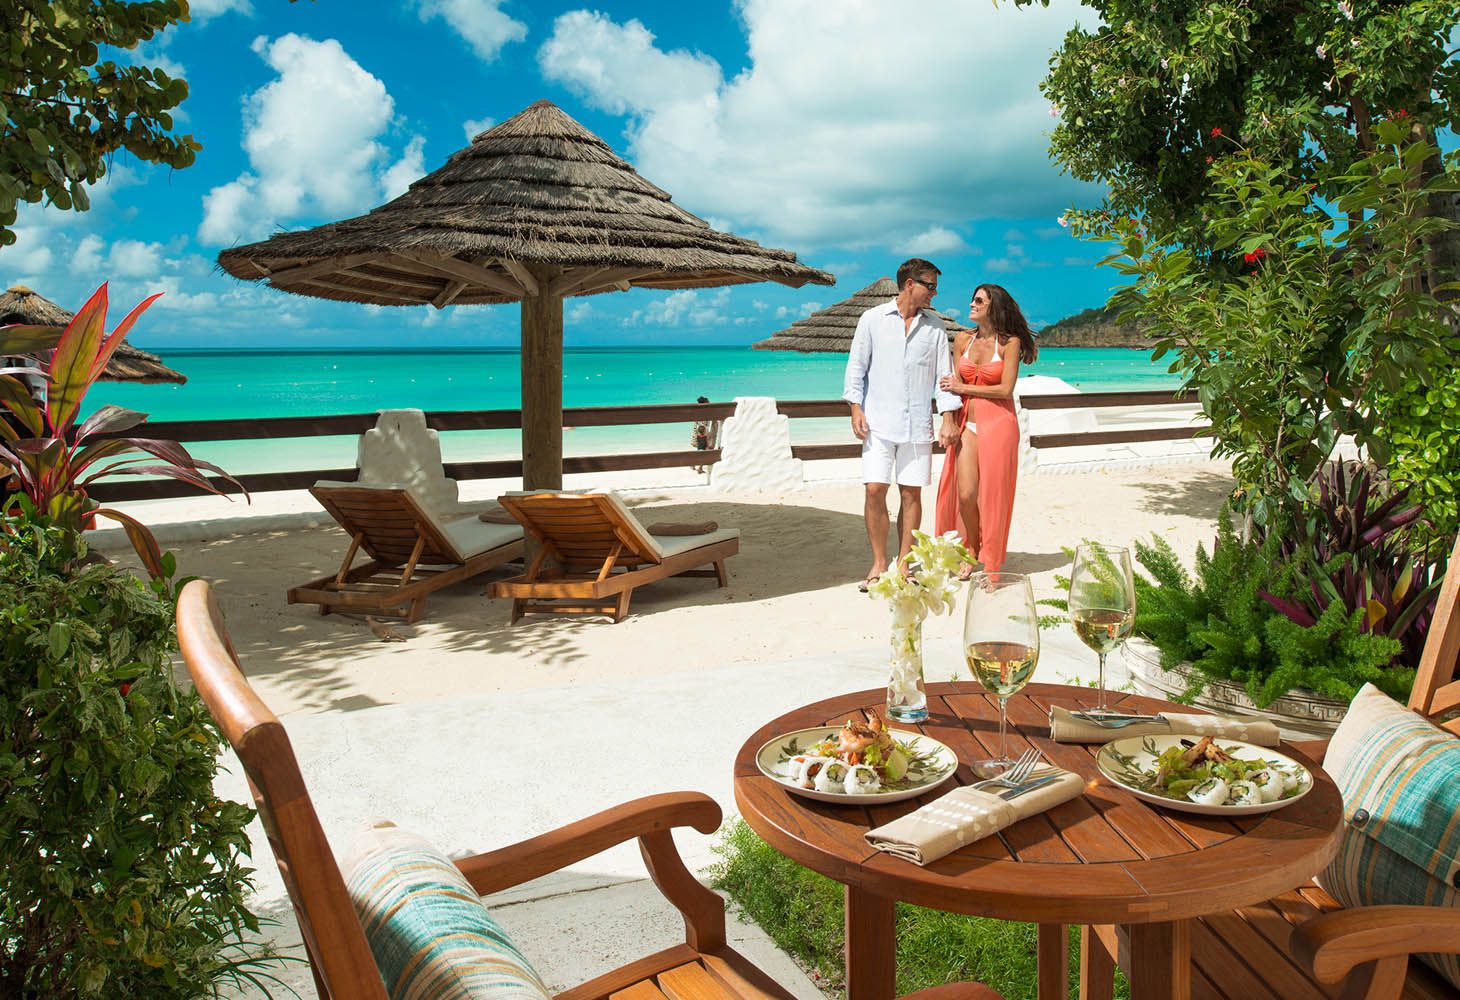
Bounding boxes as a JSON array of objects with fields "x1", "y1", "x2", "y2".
[{"x1": 732, "y1": 682, "x2": 1344, "y2": 1000}]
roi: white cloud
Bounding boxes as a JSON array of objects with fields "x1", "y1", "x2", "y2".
[
  {"x1": 897, "y1": 226, "x2": 969, "y2": 256},
  {"x1": 625, "y1": 288, "x2": 731, "y2": 327},
  {"x1": 198, "y1": 34, "x2": 410, "y2": 245},
  {"x1": 416, "y1": 0, "x2": 527, "y2": 61},
  {"x1": 381, "y1": 135, "x2": 427, "y2": 200},
  {"x1": 4, "y1": 226, "x2": 54, "y2": 279},
  {"x1": 539, "y1": 12, "x2": 719, "y2": 117},
  {"x1": 190, "y1": 0, "x2": 254, "y2": 20},
  {"x1": 463, "y1": 116, "x2": 496, "y2": 141},
  {"x1": 537, "y1": 1, "x2": 1095, "y2": 249},
  {"x1": 108, "y1": 239, "x2": 169, "y2": 277},
  {"x1": 567, "y1": 301, "x2": 594, "y2": 323},
  {"x1": 71, "y1": 235, "x2": 105, "y2": 273}
]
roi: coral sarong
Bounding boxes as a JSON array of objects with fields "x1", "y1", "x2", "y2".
[{"x1": 934, "y1": 354, "x2": 1019, "y2": 573}]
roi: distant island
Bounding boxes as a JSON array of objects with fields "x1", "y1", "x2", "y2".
[{"x1": 1037, "y1": 305, "x2": 1152, "y2": 348}]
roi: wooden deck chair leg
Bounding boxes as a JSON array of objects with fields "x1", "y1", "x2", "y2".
[
  {"x1": 713, "y1": 559, "x2": 728, "y2": 588},
  {"x1": 321, "y1": 532, "x2": 368, "y2": 615},
  {"x1": 597, "y1": 543, "x2": 624, "y2": 582}
]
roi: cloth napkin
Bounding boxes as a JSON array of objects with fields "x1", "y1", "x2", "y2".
[
  {"x1": 1048, "y1": 706, "x2": 1281, "y2": 746},
  {"x1": 645, "y1": 520, "x2": 718, "y2": 536},
  {"x1": 865, "y1": 768, "x2": 1085, "y2": 866}
]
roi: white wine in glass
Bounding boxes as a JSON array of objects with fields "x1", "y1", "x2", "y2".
[
  {"x1": 963, "y1": 572, "x2": 1039, "y2": 776},
  {"x1": 1068, "y1": 543, "x2": 1137, "y2": 712}
]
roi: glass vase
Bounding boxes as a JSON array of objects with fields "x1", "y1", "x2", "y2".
[{"x1": 886, "y1": 621, "x2": 928, "y2": 722}]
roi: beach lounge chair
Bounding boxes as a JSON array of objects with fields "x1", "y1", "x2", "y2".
[
  {"x1": 490, "y1": 490, "x2": 739, "y2": 623},
  {"x1": 289, "y1": 483, "x2": 524, "y2": 623},
  {"x1": 177, "y1": 580, "x2": 1002, "y2": 1000}
]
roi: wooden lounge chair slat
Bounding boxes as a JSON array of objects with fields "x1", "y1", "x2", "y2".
[
  {"x1": 611, "y1": 980, "x2": 671, "y2": 1000},
  {"x1": 657, "y1": 962, "x2": 741, "y2": 1000}
]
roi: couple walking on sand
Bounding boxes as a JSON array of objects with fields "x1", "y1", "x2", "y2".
[{"x1": 842, "y1": 257, "x2": 1037, "y2": 591}]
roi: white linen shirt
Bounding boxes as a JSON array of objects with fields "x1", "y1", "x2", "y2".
[{"x1": 842, "y1": 300, "x2": 960, "y2": 443}]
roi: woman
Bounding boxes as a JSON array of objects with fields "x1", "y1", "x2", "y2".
[{"x1": 935, "y1": 283, "x2": 1037, "y2": 577}]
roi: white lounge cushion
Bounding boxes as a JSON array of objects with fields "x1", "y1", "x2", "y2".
[
  {"x1": 653, "y1": 527, "x2": 740, "y2": 559},
  {"x1": 438, "y1": 516, "x2": 523, "y2": 561}
]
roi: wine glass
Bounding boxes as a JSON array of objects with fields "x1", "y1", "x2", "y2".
[
  {"x1": 963, "y1": 571, "x2": 1040, "y2": 777},
  {"x1": 1067, "y1": 542, "x2": 1137, "y2": 713}
]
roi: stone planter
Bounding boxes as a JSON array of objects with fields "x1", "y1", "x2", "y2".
[{"x1": 1123, "y1": 636, "x2": 1349, "y2": 741}]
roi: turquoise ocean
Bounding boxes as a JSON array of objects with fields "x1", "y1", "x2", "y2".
[{"x1": 84, "y1": 346, "x2": 1179, "y2": 477}]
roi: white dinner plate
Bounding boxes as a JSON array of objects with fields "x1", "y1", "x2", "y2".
[
  {"x1": 1096, "y1": 733, "x2": 1313, "y2": 816},
  {"x1": 755, "y1": 726, "x2": 959, "y2": 805}
]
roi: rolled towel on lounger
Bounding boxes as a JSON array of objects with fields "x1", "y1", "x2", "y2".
[
  {"x1": 477, "y1": 508, "x2": 518, "y2": 524},
  {"x1": 645, "y1": 520, "x2": 718, "y2": 536}
]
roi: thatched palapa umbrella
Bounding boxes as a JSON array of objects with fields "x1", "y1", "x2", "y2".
[
  {"x1": 0, "y1": 285, "x2": 187, "y2": 384},
  {"x1": 751, "y1": 276, "x2": 970, "y2": 353},
  {"x1": 217, "y1": 100, "x2": 834, "y2": 488}
]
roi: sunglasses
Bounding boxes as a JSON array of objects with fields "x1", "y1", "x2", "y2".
[{"x1": 911, "y1": 278, "x2": 938, "y2": 292}]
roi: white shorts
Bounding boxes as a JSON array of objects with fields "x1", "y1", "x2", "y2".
[{"x1": 861, "y1": 434, "x2": 933, "y2": 487}]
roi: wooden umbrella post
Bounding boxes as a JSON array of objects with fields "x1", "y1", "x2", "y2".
[{"x1": 521, "y1": 264, "x2": 563, "y2": 491}]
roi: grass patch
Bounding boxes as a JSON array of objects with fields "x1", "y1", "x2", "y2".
[{"x1": 708, "y1": 819, "x2": 1131, "y2": 999}]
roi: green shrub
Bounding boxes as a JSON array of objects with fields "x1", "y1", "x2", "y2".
[
  {"x1": 1132, "y1": 517, "x2": 1409, "y2": 706},
  {"x1": 709, "y1": 819, "x2": 1130, "y2": 999},
  {"x1": 0, "y1": 512, "x2": 263, "y2": 998}
]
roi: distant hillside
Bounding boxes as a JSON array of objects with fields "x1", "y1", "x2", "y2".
[{"x1": 1037, "y1": 305, "x2": 1152, "y2": 348}]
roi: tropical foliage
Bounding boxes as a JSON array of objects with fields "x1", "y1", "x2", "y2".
[
  {"x1": 0, "y1": 1, "x2": 198, "y2": 246},
  {"x1": 0, "y1": 512, "x2": 273, "y2": 998},
  {"x1": 1090, "y1": 125, "x2": 1458, "y2": 539},
  {"x1": 0, "y1": 282, "x2": 241, "y2": 576},
  {"x1": 1013, "y1": 0, "x2": 1460, "y2": 283}
]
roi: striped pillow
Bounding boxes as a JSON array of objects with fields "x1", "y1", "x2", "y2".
[
  {"x1": 1316, "y1": 683, "x2": 1460, "y2": 990},
  {"x1": 343, "y1": 821, "x2": 553, "y2": 1000}
]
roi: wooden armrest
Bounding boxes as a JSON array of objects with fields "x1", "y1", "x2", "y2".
[
  {"x1": 1292, "y1": 904, "x2": 1460, "y2": 983},
  {"x1": 453, "y1": 791, "x2": 721, "y2": 895}
]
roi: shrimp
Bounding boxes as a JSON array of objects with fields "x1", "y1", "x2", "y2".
[{"x1": 838, "y1": 710, "x2": 891, "y2": 759}]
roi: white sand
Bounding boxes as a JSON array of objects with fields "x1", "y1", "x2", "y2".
[{"x1": 94, "y1": 459, "x2": 1235, "y2": 719}]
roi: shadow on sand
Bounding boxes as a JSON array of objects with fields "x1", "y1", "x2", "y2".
[{"x1": 167, "y1": 497, "x2": 872, "y2": 691}]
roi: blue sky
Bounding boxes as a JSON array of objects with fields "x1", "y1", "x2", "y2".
[{"x1": 1, "y1": 0, "x2": 1112, "y2": 349}]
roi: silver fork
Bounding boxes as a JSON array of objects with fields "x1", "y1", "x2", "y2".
[
  {"x1": 1070, "y1": 711, "x2": 1168, "y2": 729},
  {"x1": 970, "y1": 747, "x2": 1041, "y2": 791}
]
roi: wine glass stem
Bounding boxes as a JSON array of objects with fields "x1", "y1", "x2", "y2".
[
  {"x1": 997, "y1": 697, "x2": 1009, "y2": 762},
  {"x1": 1095, "y1": 651, "x2": 1108, "y2": 710}
]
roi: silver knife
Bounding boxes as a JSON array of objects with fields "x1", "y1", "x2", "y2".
[
  {"x1": 1068, "y1": 710, "x2": 1169, "y2": 729},
  {"x1": 997, "y1": 774, "x2": 1062, "y2": 801}
]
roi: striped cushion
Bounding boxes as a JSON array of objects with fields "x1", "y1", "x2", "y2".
[
  {"x1": 343, "y1": 821, "x2": 552, "y2": 1000},
  {"x1": 1317, "y1": 683, "x2": 1460, "y2": 989}
]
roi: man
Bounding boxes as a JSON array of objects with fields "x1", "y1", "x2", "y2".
[{"x1": 843, "y1": 258, "x2": 961, "y2": 591}]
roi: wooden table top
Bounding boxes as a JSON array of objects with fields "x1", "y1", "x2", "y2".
[{"x1": 733, "y1": 682, "x2": 1344, "y2": 927}]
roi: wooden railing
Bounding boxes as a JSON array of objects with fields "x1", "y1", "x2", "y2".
[
  {"x1": 780, "y1": 389, "x2": 1208, "y2": 462},
  {"x1": 85, "y1": 391, "x2": 1207, "y2": 503}
]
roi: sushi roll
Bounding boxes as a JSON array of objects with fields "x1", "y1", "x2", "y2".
[
  {"x1": 791, "y1": 756, "x2": 835, "y2": 788},
  {"x1": 1249, "y1": 768, "x2": 1285, "y2": 803},
  {"x1": 813, "y1": 760, "x2": 851, "y2": 793},
  {"x1": 1228, "y1": 780, "x2": 1261, "y2": 806},
  {"x1": 844, "y1": 762, "x2": 882, "y2": 795},
  {"x1": 1187, "y1": 776, "x2": 1229, "y2": 806}
]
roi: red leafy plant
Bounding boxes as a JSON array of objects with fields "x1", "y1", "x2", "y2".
[
  {"x1": 1256, "y1": 461, "x2": 1446, "y2": 670},
  {"x1": 0, "y1": 283, "x2": 241, "y2": 576}
]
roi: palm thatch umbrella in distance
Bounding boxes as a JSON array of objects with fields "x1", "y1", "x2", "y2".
[
  {"x1": 217, "y1": 100, "x2": 834, "y2": 488},
  {"x1": 0, "y1": 285, "x2": 187, "y2": 384},
  {"x1": 752, "y1": 277, "x2": 970, "y2": 353}
]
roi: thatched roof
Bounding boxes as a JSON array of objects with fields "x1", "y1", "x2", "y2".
[
  {"x1": 752, "y1": 277, "x2": 971, "y2": 352},
  {"x1": 216, "y1": 100, "x2": 833, "y2": 305},
  {"x1": 0, "y1": 285, "x2": 186, "y2": 384}
]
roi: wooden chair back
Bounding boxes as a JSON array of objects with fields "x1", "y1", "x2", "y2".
[
  {"x1": 1411, "y1": 531, "x2": 1460, "y2": 734},
  {"x1": 176, "y1": 580, "x2": 387, "y2": 1000},
  {"x1": 499, "y1": 491, "x2": 661, "y2": 566},
  {"x1": 311, "y1": 484, "x2": 466, "y2": 566}
]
